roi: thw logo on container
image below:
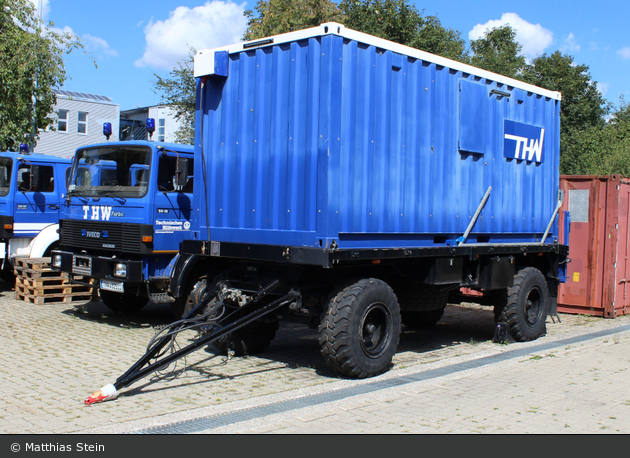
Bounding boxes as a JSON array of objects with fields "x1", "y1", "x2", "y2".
[
  {"x1": 503, "y1": 120, "x2": 545, "y2": 163},
  {"x1": 83, "y1": 205, "x2": 113, "y2": 221}
]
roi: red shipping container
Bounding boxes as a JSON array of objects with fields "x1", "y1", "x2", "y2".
[{"x1": 558, "y1": 175, "x2": 630, "y2": 317}]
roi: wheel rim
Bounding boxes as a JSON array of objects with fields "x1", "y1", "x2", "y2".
[
  {"x1": 524, "y1": 286, "x2": 544, "y2": 326},
  {"x1": 359, "y1": 302, "x2": 393, "y2": 359}
]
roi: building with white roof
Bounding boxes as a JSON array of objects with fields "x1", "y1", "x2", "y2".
[{"x1": 34, "y1": 89, "x2": 120, "y2": 158}]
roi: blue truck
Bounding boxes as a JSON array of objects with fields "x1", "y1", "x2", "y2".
[
  {"x1": 0, "y1": 150, "x2": 72, "y2": 282},
  {"x1": 81, "y1": 24, "x2": 571, "y2": 402},
  {"x1": 50, "y1": 139, "x2": 195, "y2": 316}
]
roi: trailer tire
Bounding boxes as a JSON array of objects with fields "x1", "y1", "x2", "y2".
[
  {"x1": 213, "y1": 320, "x2": 280, "y2": 356},
  {"x1": 100, "y1": 290, "x2": 148, "y2": 314},
  {"x1": 496, "y1": 267, "x2": 548, "y2": 341},
  {"x1": 395, "y1": 283, "x2": 449, "y2": 312},
  {"x1": 401, "y1": 307, "x2": 445, "y2": 329},
  {"x1": 319, "y1": 278, "x2": 400, "y2": 378}
]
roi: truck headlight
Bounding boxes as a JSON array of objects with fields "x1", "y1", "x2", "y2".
[
  {"x1": 52, "y1": 254, "x2": 62, "y2": 268},
  {"x1": 114, "y1": 263, "x2": 127, "y2": 278}
]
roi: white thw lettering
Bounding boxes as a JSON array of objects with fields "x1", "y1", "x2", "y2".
[
  {"x1": 83, "y1": 206, "x2": 89, "y2": 220},
  {"x1": 522, "y1": 129, "x2": 545, "y2": 162},
  {"x1": 91, "y1": 206, "x2": 99, "y2": 220},
  {"x1": 505, "y1": 128, "x2": 545, "y2": 162},
  {"x1": 100, "y1": 206, "x2": 112, "y2": 221}
]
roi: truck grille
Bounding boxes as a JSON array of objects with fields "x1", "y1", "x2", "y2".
[{"x1": 59, "y1": 220, "x2": 152, "y2": 254}]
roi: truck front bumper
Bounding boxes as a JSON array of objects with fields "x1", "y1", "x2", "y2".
[{"x1": 51, "y1": 250, "x2": 144, "y2": 283}]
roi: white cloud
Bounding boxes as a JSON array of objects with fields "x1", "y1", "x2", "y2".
[
  {"x1": 82, "y1": 34, "x2": 118, "y2": 57},
  {"x1": 48, "y1": 24, "x2": 116, "y2": 58},
  {"x1": 561, "y1": 33, "x2": 580, "y2": 53},
  {"x1": 135, "y1": 1, "x2": 248, "y2": 69},
  {"x1": 597, "y1": 82, "x2": 609, "y2": 96},
  {"x1": 469, "y1": 12, "x2": 553, "y2": 58},
  {"x1": 28, "y1": 0, "x2": 50, "y2": 19},
  {"x1": 618, "y1": 47, "x2": 630, "y2": 59}
]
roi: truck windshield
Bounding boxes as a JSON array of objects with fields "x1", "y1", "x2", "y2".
[
  {"x1": 0, "y1": 157, "x2": 12, "y2": 197},
  {"x1": 68, "y1": 146, "x2": 151, "y2": 198}
]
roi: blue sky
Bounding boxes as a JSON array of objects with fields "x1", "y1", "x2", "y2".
[{"x1": 36, "y1": 0, "x2": 630, "y2": 111}]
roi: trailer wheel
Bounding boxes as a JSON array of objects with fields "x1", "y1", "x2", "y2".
[
  {"x1": 100, "y1": 290, "x2": 148, "y2": 314},
  {"x1": 213, "y1": 319, "x2": 280, "y2": 356},
  {"x1": 497, "y1": 267, "x2": 548, "y2": 341},
  {"x1": 395, "y1": 283, "x2": 448, "y2": 311},
  {"x1": 319, "y1": 278, "x2": 401, "y2": 378},
  {"x1": 401, "y1": 307, "x2": 445, "y2": 329}
]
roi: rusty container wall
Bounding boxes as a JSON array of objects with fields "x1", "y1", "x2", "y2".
[{"x1": 558, "y1": 175, "x2": 630, "y2": 317}]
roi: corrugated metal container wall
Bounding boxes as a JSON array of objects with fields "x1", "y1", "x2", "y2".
[
  {"x1": 197, "y1": 27, "x2": 561, "y2": 249},
  {"x1": 558, "y1": 175, "x2": 630, "y2": 317}
]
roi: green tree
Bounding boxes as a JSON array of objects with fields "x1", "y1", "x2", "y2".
[
  {"x1": 610, "y1": 95, "x2": 630, "y2": 126},
  {"x1": 340, "y1": 0, "x2": 466, "y2": 61},
  {"x1": 469, "y1": 25, "x2": 527, "y2": 79},
  {"x1": 0, "y1": 0, "x2": 83, "y2": 151},
  {"x1": 244, "y1": 0, "x2": 343, "y2": 40},
  {"x1": 560, "y1": 114, "x2": 630, "y2": 176},
  {"x1": 153, "y1": 48, "x2": 196, "y2": 145},
  {"x1": 243, "y1": 0, "x2": 467, "y2": 62},
  {"x1": 522, "y1": 51, "x2": 609, "y2": 135},
  {"x1": 520, "y1": 51, "x2": 610, "y2": 174}
]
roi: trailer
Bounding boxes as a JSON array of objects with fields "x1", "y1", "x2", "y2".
[
  {"x1": 85, "y1": 24, "x2": 568, "y2": 403},
  {"x1": 0, "y1": 150, "x2": 72, "y2": 282}
]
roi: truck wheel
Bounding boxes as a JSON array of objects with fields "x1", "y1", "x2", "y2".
[
  {"x1": 319, "y1": 278, "x2": 401, "y2": 378},
  {"x1": 497, "y1": 267, "x2": 549, "y2": 341},
  {"x1": 100, "y1": 290, "x2": 148, "y2": 314},
  {"x1": 0, "y1": 265, "x2": 15, "y2": 283},
  {"x1": 401, "y1": 307, "x2": 445, "y2": 329},
  {"x1": 213, "y1": 319, "x2": 280, "y2": 356}
]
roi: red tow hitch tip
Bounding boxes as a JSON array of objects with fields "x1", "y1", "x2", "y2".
[{"x1": 84, "y1": 384, "x2": 118, "y2": 405}]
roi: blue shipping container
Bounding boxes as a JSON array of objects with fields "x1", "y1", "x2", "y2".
[{"x1": 194, "y1": 23, "x2": 562, "y2": 250}]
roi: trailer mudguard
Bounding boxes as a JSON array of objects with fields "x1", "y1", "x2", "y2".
[{"x1": 27, "y1": 223, "x2": 59, "y2": 258}]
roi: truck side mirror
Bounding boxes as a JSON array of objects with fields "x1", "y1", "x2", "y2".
[{"x1": 175, "y1": 157, "x2": 188, "y2": 190}]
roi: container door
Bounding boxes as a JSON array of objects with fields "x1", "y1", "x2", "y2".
[
  {"x1": 558, "y1": 177, "x2": 607, "y2": 315},
  {"x1": 611, "y1": 180, "x2": 630, "y2": 317}
]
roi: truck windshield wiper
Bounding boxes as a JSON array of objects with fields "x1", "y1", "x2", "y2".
[
  {"x1": 95, "y1": 190, "x2": 127, "y2": 202},
  {"x1": 65, "y1": 189, "x2": 88, "y2": 201}
]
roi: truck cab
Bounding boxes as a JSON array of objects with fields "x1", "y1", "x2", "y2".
[
  {"x1": 0, "y1": 151, "x2": 72, "y2": 282},
  {"x1": 50, "y1": 140, "x2": 194, "y2": 315}
]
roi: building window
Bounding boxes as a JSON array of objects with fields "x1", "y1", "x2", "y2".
[
  {"x1": 78, "y1": 111, "x2": 88, "y2": 134},
  {"x1": 58, "y1": 109, "x2": 68, "y2": 133},
  {"x1": 158, "y1": 118, "x2": 165, "y2": 142}
]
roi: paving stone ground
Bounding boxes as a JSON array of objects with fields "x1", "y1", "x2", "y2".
[{"x1": 1, "y1": 277, "x2": 629, "y2": 434}]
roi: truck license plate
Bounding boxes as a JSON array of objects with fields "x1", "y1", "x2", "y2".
[{"x1": 100, "y1": 280, "x2": 124, "y2": 293}]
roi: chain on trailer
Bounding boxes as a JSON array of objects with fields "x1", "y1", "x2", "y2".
[{"x1": 84, "y1": 278, "x2": 298, "y2": 405}]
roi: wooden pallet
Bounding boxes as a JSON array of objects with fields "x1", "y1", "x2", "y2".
[
  {"x1": 15, "y1": 291, "x2": 94, "y2": 305},
  {"x1": 13, "y1": 257, "x2": 69, "y2": 279},
  {"x1": 15, "y1": 281, "x2": 92, "y2": 297},
  {"x1": 13, "y1": 257, "x2": 95, "y2": 304}
]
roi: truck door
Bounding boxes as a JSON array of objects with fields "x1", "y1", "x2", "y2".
[
  {"x1": 153, "y1": 153, "x2": 194, "y2": 253},
  {"x1": 14, "y1": 163, "x2": 61, "y2": 238}
]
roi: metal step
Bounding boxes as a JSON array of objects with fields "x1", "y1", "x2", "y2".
[{"x1": 150, "y1": 292, "x2": 174, "y2": 303}]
